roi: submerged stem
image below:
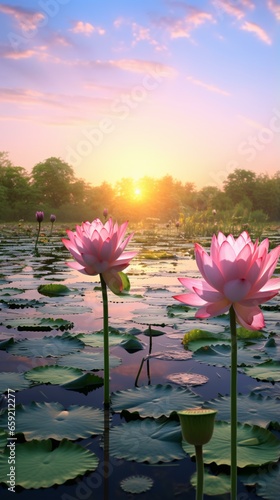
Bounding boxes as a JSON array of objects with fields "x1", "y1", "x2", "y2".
[
  {"x1": 229, "y1": 305, "x2": 237, "y2": 499},
  {"x1": 100, "y1": 274, "x2": 110, "y2": 407}
]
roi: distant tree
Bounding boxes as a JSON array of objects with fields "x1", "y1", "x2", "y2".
[
  {"x1": 31, "y1": 157, "x2": 75, "y2": 208},
  {"x1": 0, "y1": 152, "x2": 31, "y2": 220},
  {"x1": 223, "y1": 169, "x2": 257, "y2": 206}
]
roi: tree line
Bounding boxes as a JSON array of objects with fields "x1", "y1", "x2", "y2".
[{"x1": 0, "y1": 151, "x2": 279, "y2": 223}]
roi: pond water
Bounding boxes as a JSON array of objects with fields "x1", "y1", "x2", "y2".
[{"x1": 0, "y1": 225, "x2": 279, "y2": 500}]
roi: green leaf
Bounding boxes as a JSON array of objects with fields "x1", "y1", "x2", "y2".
[
  {"x1": 241, "y1": 463, "x2": 280, "y2": 500},
  {"x1": 58, "y1": 351, "x2": 122, "y2": 370},
  {"x1": 6, "y1": 334, "x2": 84, "y2": 358},
  {"x1": 0, "y1": 373, "x2": 30, "y2": 393},
  {"x1": 203, "y1": 392, "x2": 280, "y2": 429},
  {"x1": 0, "y1": 439, "x2": 98, "y2": 488},
  {"x1": 111, "y1": 384, "x2": 203, "y2": 418},
  {"x1": 193, "y1": 344, "x2": 267, "y2": 368},
  {"x1": 190, "y1": 470, "x2": 231, "y2": 496},
  {"x1": 79, "y1": 331, "x2": 136, "y2": 348},
  {"x1": 24, "y1": 365, "x2": 84, "y2": 385},
  {"x1": 1, "y1": 317, "x2": 74, "y2": 331},
  {"x1": 110, "y1": 419, "x2": 185, "y2": 464},
  {"x1": 38, "y1": 283, "x2": 72, "y2": 297},
  {"x1": 0, "y1": 402, "x2": 104, "y2": 440},
  {"x1": 182, "y1": 421, "x2": 280, "y2": 467},
  {"x1": 143, "y1": 327, "x2": 165, "y2": 337},
  {"x1": 243, "y1": 360, "x2": 280, "y2": 381},
  {"x1": 62, "y1": 372, "x2": 103, "y2": 390}
]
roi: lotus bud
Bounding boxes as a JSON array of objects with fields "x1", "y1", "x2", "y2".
[
  {"x1": 50, "y1": 214, "x2": 56, "y2": 223},
  {"x1": 36, "y1": 211, "x2": 44, "y2": 223}
]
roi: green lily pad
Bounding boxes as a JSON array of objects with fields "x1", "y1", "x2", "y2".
[
  {"x1": 193, "y1": 344, "x2": 267, "y2": 368},
  {"x1": 0, "y1": 288, "x2": 24, "y2": 297},
  {"x1": 0, "y1": 439, "x2": 98, "y2": 488},
  {"x1": 6, "y1": 334, "x2": 84, "y2": 358},
  {"x1": 0, "y1": 373, "x2": 30, "y2": 393},
  {"x1": 38, "y1": 284, "x2": 73, "y2": 297},
  {"x1": 182, "y1": 421, "x2": 280, "y2": 467},
  {"x1": 120, "y1": 475, "x2": 154, "y2": 494},
  {"x1": 0, "y1": 402, "x2": 103, "y2": 440},
  {"x1": 143, "y1": 327, "x2": 166, "y2": 337},
  {"x1": 0, "y1": 298, "x2": 43, "y2": 309},
  {"x1": 182, "y1": 329, "x2": 228, "y2": 348},
  {"x1": 0, "y1": 337, "x2": 14, "y2": 350},
  {"x1": 243, "y1": 360, "x2": 280, "y2": 381},
  {"x1": 79, "y1": 332, "x2": 136, "y2": 348},
  {"x1": 1, "y1": 317, "x2": 74, "y2": 331},
  {"x1": 58, "y1": 351, "x2": 122, "y2": 370},
  {"x1": 119, "y1": 337, "x2": 145, "y2": 352},
  {"x1": 61, "y1": 372, "x2": 103, "y2": 390},
  {"x1": 110, "y1": 419, "x2": 185, "y2": 464},
  {"x1": 24, "y1": 365, "x2": 84, "y2": 385},
  {"x1": 241, "y1": 462, "x2": 280, "y2": 500},
  {"x1": 204, "y1": 393, "x2": 280, "y2": 429},
  {"x1": 111, "y1": 384, "x2": 203, "y2": 418},
  {"x1": 191, "y1": 470, "x2": 231, "y2": 496}
]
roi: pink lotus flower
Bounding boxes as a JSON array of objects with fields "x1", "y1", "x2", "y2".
[
  {"x1": 174, "y1": 231, "x2": 280, "y2": 330},
  {"x1": 62, "y1": 218, "x2": 137, "y2": 293}
]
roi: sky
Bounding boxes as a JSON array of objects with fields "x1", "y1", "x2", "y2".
[{"x1": 0, "y1": 0, "x2": 279, "y2": 189}]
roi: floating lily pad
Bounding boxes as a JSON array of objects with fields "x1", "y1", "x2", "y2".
[
  {"x1": 62, "y1": 372, "x2": 103, "y2": 390},
  {"x1": 1, "y1": 317, "x2": 74, "y2": 331},
  {"x1": 0, "y1": 337, "x2": 14, "y2": 350},
  {"x1": 0, "y1": 439, "x2": 99, "y2": 488},
  {"x1": 7, "y1": 334, "x2": 84, "y2": 358},
  {"x1": 167, "y1": 372, "x2": 209, "y2": 386},
  {"x1": 0, "y1": 287, "x2": 24, "y2": 297},
  {"x1": 111, "y1": 384, "x2": 203, "y2": 418},
  {"x1": 190, "y1": 470, "x2": 231, "y2": 496},
  {"x1": 182, "y1": 421, "x2": 280, "y2": 467},
  {"x1": 0, "y1": 402, "x2": 103, "y2": 440},
  {"x1": 243, "y1": 360, "x2": 280, "y2": 382},
  {"x1": 110, "y1": 419, "x2": 185, "y2": 464},
  {"x1": 0, "y1": 298, "x2": 43, "y2": 309},
  {"x1": 143, "y1": 327, "x2": 166, "y2": 337},
  {"x1": 0, "y1": 373, "x2": 30, "y2": 393},
  {"x1": 24, "y1": 365, "x2": 84, "y2": 385},
  {"x1": 79, "y1": 332, "x2": 136, "y2": 348},
  {"x1": 58, "y1": 351, "x2": 122, "y2": 370},
  {"x1": 241, "y1": 462, "x2": 280, "y2": 500},
  {"x1": 119, "y1": 337, "x2": 145, "y2": 352},
  {"x1": 38, "y1": 284, "x2": 73, "y2": 296},
  {"x1": 193, "y1": 344, "x2": 267, "y2": 368},
  {"x1": 203, "y1": 393, "x2": 280, "y2": 429},
  {"x1": 120, "y1": 475, "x2": 154, "y2": 494}
]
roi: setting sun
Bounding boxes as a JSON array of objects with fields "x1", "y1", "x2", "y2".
[{"x1": 134, "y1": 187, "x2": 142, "y2": 198}]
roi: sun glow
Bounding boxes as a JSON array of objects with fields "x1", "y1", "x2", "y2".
[{"x1": 134, "y1": 187, "x2": 142, "y2": 198}]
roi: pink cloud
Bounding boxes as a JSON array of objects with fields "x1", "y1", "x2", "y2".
[
  {"x1": 241, "y1": 21, "x2": 272, "y2": 44},
  {"x1": 109, "y1": 58, "x2": 176, "y2": 77},
  {"x1": 70, "y1": 21, "x2": 105, "y2": 36},
  {"x1": 0, "y1": 4, "x2": 45, "y2": 31},
  {"x1": 267, "y1": 0, "x2": 280, "y2": 20},
  {"x1": 212, "y1": 0, "x2": 254, "y2": 20},
  {"x1": 186, "y1": 75, "x2": 231, "y2": 96},
  {"x1": 156, "y1": 8, "x2": 215, "y2": 39}
]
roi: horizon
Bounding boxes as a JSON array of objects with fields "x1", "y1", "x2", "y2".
[{"x1": 0, "y1": 0, "x2": 279, "y2": 190}]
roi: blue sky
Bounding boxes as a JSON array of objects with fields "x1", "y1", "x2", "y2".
[{"x1": 0, "y1": 0, "x2": 279, "y2": 189}]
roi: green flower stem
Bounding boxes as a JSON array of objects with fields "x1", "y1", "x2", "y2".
[
  {"x1": 100, "y1": 274, "x2": 110, "y2": 408},
  {"x1": 195, "y1": 444, "x2": 204, "y2": 500},
  {"x1": 35, "y1": 222, "x2": 41, "y2": 250},
  {"x1": 229, "y1": 305, "x2": 237, "y2": 500}
]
